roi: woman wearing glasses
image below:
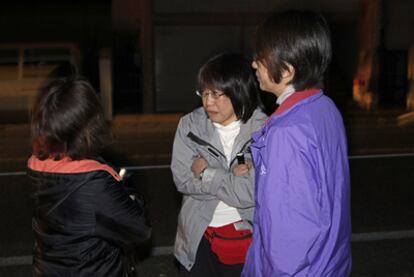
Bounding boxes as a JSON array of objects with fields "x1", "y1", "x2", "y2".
[{"x1": 171, "y1": 53, "x2": 267, "y2": 276}]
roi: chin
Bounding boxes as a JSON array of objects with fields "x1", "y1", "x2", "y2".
[
  {"x1": 211, "y1": 119, "x2": 223, "y2": 124},
  {"x1": 259, "y1": 84, "x2": 268, "y2": 91},
  {"x1": 208, "y1": 115, "x2": 220, "y2": 123}
]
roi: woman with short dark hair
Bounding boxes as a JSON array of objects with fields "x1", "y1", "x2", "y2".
[
  {"x1": 28, "y1": 77, "x2": 151, "y2": 276},
  {"x1": 31, "y1": 78, "x2": 110, "y2": 160},
  {"x1": 171, "y1": 53, "x2": 267, "y2": 276},
  {"x1": 242, "y1": 10, "x2": 352, "y2": 276},
  {"x1": 197, "y1": 53, "x2": 260, "y2": 123}
]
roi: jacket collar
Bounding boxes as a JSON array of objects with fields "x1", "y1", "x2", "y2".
[
  {"x1": 252, "y1": 89, "x2": 322, "y2": 145},
  {"x1": 274, "y1": 88, "x2": 321, "y2": 116},
  {"x1": 28, "y1": 155, "x2": 121, "y2": 181},
  {"x1": 191, "y1": 108, "x2": 266, "y2": 157},
  {"x1": 262, "y1": 88, "x2": 321, "y2": 126}
]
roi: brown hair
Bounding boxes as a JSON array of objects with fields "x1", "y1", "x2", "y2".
[{"x1": 30, "y1": 77, "x2": 111, "y2": 160}]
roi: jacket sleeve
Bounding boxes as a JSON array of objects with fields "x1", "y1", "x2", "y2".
[
  {"x1": 171, "y1": 118, "x2": 215, "y2": 200},
  {"x1": 94, "y1": 175, "x2": 151, "y2": 248},
  {"x1": 200, "y1": 165, "x2": 255, "y2": 209},
  {"x1": 259, "y1": 125, "x2": 322, "y2": 275},
  {"x1": 198, "y1": 111, "x2": 267, "y2": 209}
]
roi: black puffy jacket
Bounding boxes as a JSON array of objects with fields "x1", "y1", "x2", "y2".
[{"x1": 28, "y1": 156, "x2": 151, "y2": 277}]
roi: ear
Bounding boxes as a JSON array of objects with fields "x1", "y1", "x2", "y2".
[{"x1": 281, "y1": 64, "x2": 295, "y2": 84}]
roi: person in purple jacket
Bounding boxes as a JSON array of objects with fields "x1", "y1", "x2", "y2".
[{"x1": 242, "y1": 10, "x2": 352, "y2": 276}]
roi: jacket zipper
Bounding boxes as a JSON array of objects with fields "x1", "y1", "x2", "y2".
[
  {"x1": 229, "y1": 138, "x2": 253, "y2": 167},
  {"x1": 212, "y1": 231, "x2": 252, "y2": 240},
  {"x1": 187, "y1": 132, "x2": 252, "y2": 169},
  {"x1": 187, "y1": 132, "x2": 226, "y2": 159}
]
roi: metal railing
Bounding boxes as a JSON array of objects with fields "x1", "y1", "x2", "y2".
[{"x1": 1, "y1": 152, "x2": 414, "y2": 177}]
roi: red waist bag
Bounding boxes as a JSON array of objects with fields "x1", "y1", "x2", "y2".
[{"x1": 204, "y1": 221, "x2": 252, "y2": 265}]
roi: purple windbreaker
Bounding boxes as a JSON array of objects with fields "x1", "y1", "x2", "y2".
[{"x1": 242, "y1": 91, "x2": 352, "y2": 276}]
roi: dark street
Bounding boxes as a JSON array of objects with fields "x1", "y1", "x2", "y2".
[{"x1": 1, "y1": 111, "x2": 414, "y2": 276}]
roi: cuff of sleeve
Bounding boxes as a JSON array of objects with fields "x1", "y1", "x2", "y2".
[{"x1": 201, "y1": 167, "x2": 226, "y2": 195}]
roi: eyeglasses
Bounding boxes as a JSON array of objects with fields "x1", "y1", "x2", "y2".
[{"x1": 195, "y1": 89, "x2": 225, "y2": 100}]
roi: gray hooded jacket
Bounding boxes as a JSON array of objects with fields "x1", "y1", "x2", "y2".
[{"x1": 171, "y1": 107, "x2": 267, "y2": 270}]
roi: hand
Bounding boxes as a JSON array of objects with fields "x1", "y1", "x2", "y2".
[
  {"x1": 191, "y1": 158, "x2": 208, "y2": 177},
  {"x1": 232, "y1": 159, "x2": 253, "y2": 177}
]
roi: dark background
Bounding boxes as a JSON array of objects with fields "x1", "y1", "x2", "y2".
[
  {"x1": 0, "y1": 0, "x2": 411, "y2": 116},
  {"x1": 0, "y1": 1, "x2": 414, "y2": 276}
]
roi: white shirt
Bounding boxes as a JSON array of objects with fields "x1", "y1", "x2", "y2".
[
  {"x1": 209, "y1": 120, "x2": 242, "y2": 227},
  {"x1": 276, "y1": 84, "x2": 295, "y2": 105}
]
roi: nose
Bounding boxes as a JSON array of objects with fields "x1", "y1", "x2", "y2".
[{"x1": 203, "y1": 94, "x2": 215, "y2": 106}]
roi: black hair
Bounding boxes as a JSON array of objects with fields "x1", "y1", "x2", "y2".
[
  {"x1": 197, "y1": 53, "x2": 261, "y2": 122},
  {"x1": 30, "y1": 77, "x2": 111, "y2": 160},
  {"x1": 254, "y1": 10, "x2": 332, "y2": 91}
]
